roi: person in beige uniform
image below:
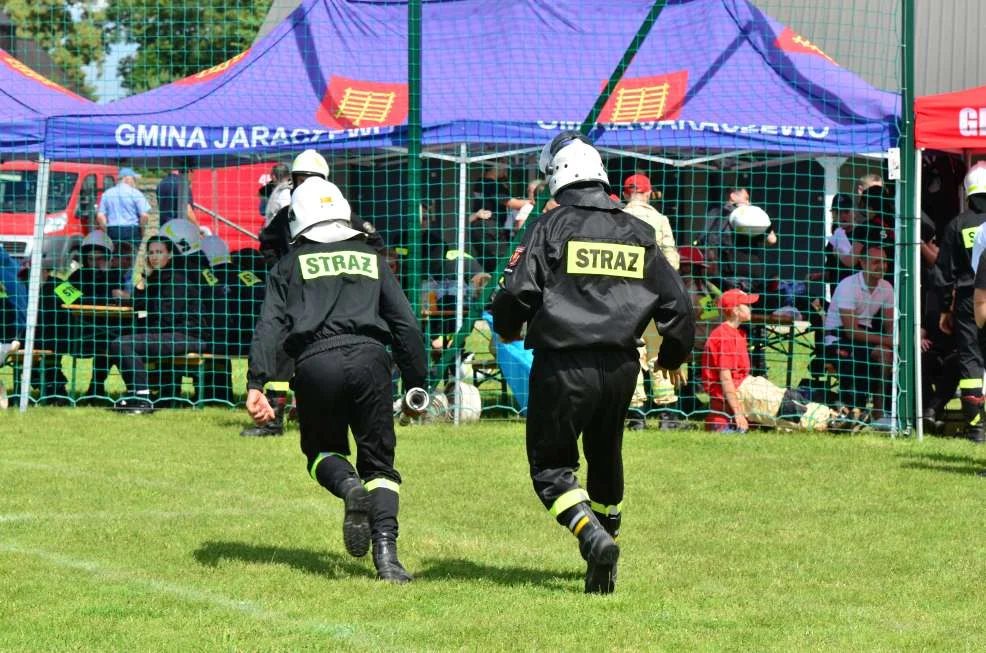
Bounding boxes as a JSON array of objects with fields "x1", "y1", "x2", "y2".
[{"x1": 621, "y1": 174, "x2": 681, "y2": 428}]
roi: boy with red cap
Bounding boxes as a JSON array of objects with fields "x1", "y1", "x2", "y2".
[
  {"x1": 702, "y1": 289, "x2": 837, "y2": 432},
  {"x1": 702, "y1": 289, "x2": 757, "y2": 431}
]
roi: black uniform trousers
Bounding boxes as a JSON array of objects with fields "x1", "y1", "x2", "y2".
[
  {"x1": 292, "y1": 342, "x2": 401, "y2": 486},
  {"x1": 526, "y1": 347, "x2": 639, "y2": 513},
  {"x1": 953, "y1": 290, "x2": 985, "y2": 403}
]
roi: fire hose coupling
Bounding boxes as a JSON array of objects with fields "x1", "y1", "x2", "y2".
[{"x1": 398, "y1": 388, "x2": 430, "y2": 425}]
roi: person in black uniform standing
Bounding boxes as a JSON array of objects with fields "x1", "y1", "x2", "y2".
[
  {"x1": 246, "y1": 178, "x2": 428, "y2": 584},
  {"x1": 491, "y1": 132, "x2": 695, "y2": 594},
  {"x1": 936, "y1": 164, "x2": 986, "y2": 442}
]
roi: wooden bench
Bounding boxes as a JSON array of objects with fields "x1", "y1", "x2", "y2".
[
  {"x1": 1, "y1": 349, "x2": 65, "y2": 403},
  {"x1": 145, "y1": 353, "x2": 232, "y2": 405}
]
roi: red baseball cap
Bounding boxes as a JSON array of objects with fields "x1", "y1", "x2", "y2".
[
  {"x1": 718, "y1": 288, "x2": 759, "y2": 309},
  {"x1": 623, "y1": 173, "x2": 652, "y2": 194},
  {"x1": 678, "y1": 246, "x2": 706, "y2": 267}
]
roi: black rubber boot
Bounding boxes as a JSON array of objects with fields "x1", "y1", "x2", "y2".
[
  {"x1": 339, "y1": 479, "x2": 371, "y2": 558},
  {"x1": 372, "y1": 536, "x2": 413, "y2": 584},
  {"x1": 960, "y1": 397, "x2": 985, "y2": 443},
  {"x1": 574, "y1": 509, "x2": 619, "y2": 595},
  {"x1": 584, "y1": 511, "x2": 621, "y2": 594}
]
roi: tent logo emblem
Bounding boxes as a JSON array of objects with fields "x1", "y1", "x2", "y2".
[
  {"x1": 0, "y1": 48, "x2": 83, "y2": 99},
  {"x1": 775, "y1": 27, "x2": 837, "y2": 66},
  {"x1": 959, "y1": 108, "x2": 986, "y2": 137},
  {"x1": 598, "y1": 71, "x2": 688, "y2": 124},
  {"x1": 174, "y1": 49, "x2": 251, "y2": 86},
  {"x1": 317, "y1": 75, "x2": 409, "y2": 129}
]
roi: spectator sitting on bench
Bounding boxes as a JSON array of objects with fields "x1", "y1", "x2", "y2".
[
  {"x1": 51, "y1": 231, "x2": 126, "y2": 399},
  {"x1": 822, "y1": 243, "x2": 894, "y2": 430},
  {"x1": 109, "y1": 236, "x2": 205, "y2": 414},
  {"x1": 197, "y1": 235, "x2": 264, "y2": 405}
]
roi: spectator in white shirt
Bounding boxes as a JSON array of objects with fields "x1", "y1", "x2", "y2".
[{"x1": 823, "y1": 243, "x2": 894, "y2": 428}]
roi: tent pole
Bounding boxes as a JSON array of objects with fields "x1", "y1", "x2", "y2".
[
  {"x1": 817, "y1": 157, "x2": 845, "y2": 303},
  {"x1": 579, "y1": 0, "x2": 668, "y2": 135},
  {"x1": 454, "y1": 143, "x2": 468, "y2": 425},
  {"x1": 19, "y1": 155, "x2": 52, "y2": 412},
  {"x1": 817, "y1": 157, "x2": 846, "y2": 239}
]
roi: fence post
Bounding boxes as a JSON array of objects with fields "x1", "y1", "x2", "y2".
[
  {"x1": 407, "y1": 0, "x2": 423, "y2": 319},
  {"x1": 898, "y1": 0, "x2": 917, "y2": 434}
]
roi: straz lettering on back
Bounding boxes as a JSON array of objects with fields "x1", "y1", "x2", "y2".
[
  {"x1": 299, "y1": 251, "x2": 379, "y2": 280},
  {"x1": 566, "y1": 241, "x2": 645, "y2": 279}
]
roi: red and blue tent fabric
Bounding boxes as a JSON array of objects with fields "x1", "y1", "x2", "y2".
[
  {"x1": 0, "y1": 48, "x2": 93, "y2": 153},
  {"x1": 44, "y1": 0, "x2": 899, "y2": 160},
  {"x1": 915, "y1": 85, "x2": 986, "y2": 153}
]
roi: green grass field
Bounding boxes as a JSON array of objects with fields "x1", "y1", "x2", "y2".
[{"x1": 3, "y1": 409, "x2": 986, "y2": 651}]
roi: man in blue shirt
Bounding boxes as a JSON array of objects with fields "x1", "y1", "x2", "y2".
[
  {"x1": 156, "y1": 168, "x2": 199, "y2": 227},
  {"x1": 97, "y1": 167, "x2": 151, "y2": 248}
]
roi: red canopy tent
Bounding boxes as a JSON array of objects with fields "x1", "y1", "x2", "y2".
[{"x1": 915, "y1": 84, "x2": 986, "y2": 154}]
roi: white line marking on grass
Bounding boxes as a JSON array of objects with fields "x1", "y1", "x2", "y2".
[
  {"x1": 0, "y1": 508, "x2": 284, "y2": 523},
  {"x1": 0, "y1": 542, "x2": 360, "y2": 640}
]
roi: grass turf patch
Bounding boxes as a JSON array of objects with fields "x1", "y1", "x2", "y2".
[{"x1": 2, "y1": 409, "x2": 986, "y2": 650}]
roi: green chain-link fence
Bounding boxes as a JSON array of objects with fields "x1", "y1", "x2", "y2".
[{"x1": 0, "y1": 0, "x2": 921, "y2": 433}]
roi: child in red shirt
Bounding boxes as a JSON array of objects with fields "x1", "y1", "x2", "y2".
[{"x1": 702, "y1": 289, "x2": 757, "y2": 431}]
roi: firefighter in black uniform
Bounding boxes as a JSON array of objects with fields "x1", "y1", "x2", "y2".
[
  {"x1": 936, "y1": 164, "x2": 986, "y2": 442},
  {"x1": 246, "y1": 177, "x2": 428, "y2": 584},
  {"x1": 491, "y1": 132, "x2": 695, "y2": 594},
  {"x1": 245, "y1": 149, "x2": 386, "y2": 436}
]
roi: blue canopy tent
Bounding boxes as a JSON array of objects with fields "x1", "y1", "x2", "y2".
[
  {"x1": 0, "y1": 47, "x2": 93, "y2": 154},
  {"x1": 21, "y1": 0, "x2": 902, "y2": 413},
  {"x1": 0, "y1": 48, "x2": 96, "y2": 411},
  {"x1": 43, "y1": 0, "x2": 897, "y2": 158}
]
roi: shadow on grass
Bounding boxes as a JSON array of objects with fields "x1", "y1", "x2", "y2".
[
  {"x1": 898, "y1": 451, "x2": 986, "y2": 476},
  {"x1": 194, "y1": 540, "x2": 372, "y2": 579},
  {"x1": 415, "y1": 557, "x2": 583, "y2": 589}
]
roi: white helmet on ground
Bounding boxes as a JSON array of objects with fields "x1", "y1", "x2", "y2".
[
  {"x1": 728, "y1": 204, "x2": 772, "y2": 235},
  {"x1": 81, "y1": 230, "x2": 114, "y2": 253},
  {"x1": 291, "y1": 148, "x2": 330, "y2": 178},
  {"x1": 159, "y1": 219, "x2": 203, "y2": 255},
  {"x1": 200, "y1": 236, "x2": 231, "y2": 267},
  {"x1": 964, "y1": 162, "x2": 986, "y2": 197},
  {"x1": 288, "y1": 177, "x2": 360, "y2": 243},
  {"x1": 538, "y1": 130, "x2": 610, "y2": 196}
]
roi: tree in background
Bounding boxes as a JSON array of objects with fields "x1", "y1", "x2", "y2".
[
  {"x1": 1, "y1": 0, "x2": 106, "y2": 98},
  {"x1": 104, "y1": 0, "x2": 272, "y2": 95}
]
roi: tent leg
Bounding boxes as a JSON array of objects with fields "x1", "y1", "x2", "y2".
[
  {"x1": 19, "y1": 156, "x2": 51, "y2": 412},
  {"x1": 454, "y1": 144, "x2": 468, "y2": 425},
  {"x1": 817, "y1": 156, "x2": 846, "y2": 303}
]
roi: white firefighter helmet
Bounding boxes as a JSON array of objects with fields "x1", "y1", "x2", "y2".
[
  {"x1": 291, "y1": 148, "x2": 330, "y2": 178},
  {"x1": 964, "y1": 162, "x2": 986, "y2": 197},
  {"x1": 728, "y1": 204, "x2": 772, "y2": 236},
  {"x1": 81, "y1": 230, "x2": 114, "y2": 253},
  {"x1": 288, "y1": 177, "x2": 360, "y2": 243},
  {"x1": 200, "y1": 236, "x2": 231, "y2": 267},
  {"x1": 159, "y1": 219, "x2": 203, "y2": 255},
  {"x1": 538, "y1": 130, "x2": 610, "y2": 196}
]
